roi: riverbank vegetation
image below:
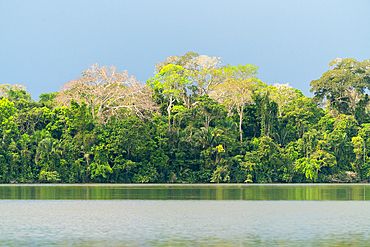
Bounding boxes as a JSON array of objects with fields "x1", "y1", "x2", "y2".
[{"x1": 1, "y1": 53, "x2": 370, "y2": 183}]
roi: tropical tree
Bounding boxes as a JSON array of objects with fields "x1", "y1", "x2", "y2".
[
  {"x1": 35, "y1": 137, "x2": 62, "y2": 172},
  {"x1": 155, "y1": 52, "x2": 226, "y2": 97},
  {"x1": 281, "y1": 96, "x2": 322, "y2": 139},
  {"x1": 253, "y1": 92, "x2": 279, "y2": 137},
  {"x1": 154, "y1": 51, "x2": 199, "y2": 73},
  {"x1": 56, "y1": 63, "x2": 155, "y2": 123},
  {"x1": 0, "y1": 84, "x2": 31, "y2": 101},
  {"x1": 193, "y1": 127, "x2": 224, "y2": 150},
  {"x1": 185, "y1": 55, "x2": 225, "y2": 96},
  {"x1": 310, "y1": 58, "x2": 370, "y2": 114},
  {"x1": 0, "y1": 98, "x2": 18, "y2": 142},
  {"x1": 192, "y1": 96, "x2": 225, "y2": 130},
  {"x1": 262, "y1": 83, "x2": 303, "y2": 116},
  {"x1": 351, "y1": 123, "x2": 370, "y2": 180},
  {"x1": 240, "y1": 136, "x2": 283, "y2": 183},
  {"x1": 212, "y1": 64, "x2": 266, "y2": 142},
  {"x1": 148, "y1": 64, "x2": 191, "y2": 130},
  {"x1": 294, "y1": 129, "x2": 337, "y2": 182}
]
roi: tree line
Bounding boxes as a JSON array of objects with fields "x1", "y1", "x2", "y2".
[{"x1": 1, "y1": 53, "x2": 370, "y2": 183}]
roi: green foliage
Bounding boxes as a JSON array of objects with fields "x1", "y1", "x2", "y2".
[
  {"x1": 39, "y1": 92, "x2": 58, "y2": 108},
  {"x1": 8, "y1": 89, "x2": 31, "y2": 102},
  {"x1": 2, "y1": 57, "x2": 370, "y2": 184},
  {"x1": 39, "y1": 171, "x2": 61, "y2": 183},
  {"x1": 148, "y1": 64, "x2": 192, "y2": 130},
  {"x1": 310, "y1": 58, "x2": 370, "y2": 114}
]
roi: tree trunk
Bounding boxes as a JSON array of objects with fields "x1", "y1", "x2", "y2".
[
  {"x1": 239, "y1": 105, "x2": 244, "y2": 142},
  {"x1": 167, "y1": 96, "x2": 173, "y2": 131}
]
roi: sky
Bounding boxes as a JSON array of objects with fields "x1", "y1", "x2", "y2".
[{"x1": 1, "y1": 0, "x2": 370, "y2": 100}]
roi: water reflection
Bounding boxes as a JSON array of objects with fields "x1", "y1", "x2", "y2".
[
  {"x1": 0, "y1": 184, "x2": 369, "y2": 200},
  {"x1": 2, "y1": 185, "x2": 370, "y2": 246}
]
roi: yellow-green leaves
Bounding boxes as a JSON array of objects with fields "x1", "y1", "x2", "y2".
[
  {"x1": 0, "y1": 98, "x2": 18, "y2": 140},
  {"x1": 294, "y1": 157, "x2": 320, "y2": 181},
  {"x1": 216, "y1": 144, "x2": 225, "y2": 153},
  {"x1": 212, "y1": 64, "x2": 266, "y2": 142},
  {"x1": 89, "y1": 144, "x2": 113, "y2": 180},
  {"x1": 148, "y1": 64, "x2": 191, "y2": 130},
  {"x1": 151, "y1": 64, "x2": 190, "y2": 100}
]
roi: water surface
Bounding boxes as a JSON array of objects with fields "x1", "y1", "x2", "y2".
[
  {"x1": 1, "y1": 183, "x2": 370, "y2": 200},
  {"x1": 1, "y1": 184, "x2": 370, "y2": 246}
]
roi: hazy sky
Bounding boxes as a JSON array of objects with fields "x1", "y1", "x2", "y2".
[{"x1": 1, "y1": 0, "x2": 369, "y2": 99}]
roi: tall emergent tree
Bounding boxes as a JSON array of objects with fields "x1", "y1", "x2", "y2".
[
  {"x1": 310, "y1": 58, "x2": 370, "y2": 114},
  {"x1": 155, "y1": 52, "x2": 226, "y2": 98},
  {"x1": 262, "y1": 83, "x2": 303, "y2": 117},
  {"x1": 0, "y1": 84, "x2": 31, "y2": 101},
  {"x1": 56, "y1": 63, "x2": 155, "y2": 123},
  {"x1": 154, "y1": 51, "x2": 199, "y2": 73},
  {"x1": 148, "y1": 64, "x2": 190, "y2": 130},
  {"x1": 212, "y1": 64, "x2": 266, "y2": 142},
  {"x1": 185, "y1": 55, "x2": 225, "y2": 97}
]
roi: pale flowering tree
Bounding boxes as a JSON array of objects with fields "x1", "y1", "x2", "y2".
[
  {"x1": 184, "y1": 55, "x2": 222, "y2": 71},
  {"x1": 155, "y1": 55, "x2": 182, "y2": 74},
  {"x1": 185, "y1": 55, "x2": 225, "y2": 97},
  {"x1": 0, "y1": 84, "x2": 28, "y2": 98},
  {"x1": 154, "y1": 51, "x2": 199, "y2": 73},
  {"x1": 56, "y1": 63, "x2": 156, "y2": 123},
  {"x1": 155, "y1": 52, "x2": 225, "y2": 98},
  {"x1": 0, "y1": 84, "x2": 10, "y2": 98},
  {"x1": 262, "y1": 83, "x2": 303, "y2": 116}
]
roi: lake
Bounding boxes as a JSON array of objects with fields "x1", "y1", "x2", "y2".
[{"x1": 1, "y1": 184, "x2": 370, "y2": 246}]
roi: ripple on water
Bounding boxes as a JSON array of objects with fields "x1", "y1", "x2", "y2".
[{"x1": 1, "y1": 200, "x2": 370, "y2": 246}]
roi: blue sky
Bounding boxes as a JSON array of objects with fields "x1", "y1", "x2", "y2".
[{"x1": 1, "y1": 0, "x2": 369, "y2": 99}]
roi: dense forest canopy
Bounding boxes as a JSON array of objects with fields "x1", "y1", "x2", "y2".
[{"x1": 1, "y1": 52, "x2": 370, "y2": 183}]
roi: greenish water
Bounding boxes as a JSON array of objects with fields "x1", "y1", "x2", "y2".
[
  {"x1": 1, "y1": 184, "x2": 370, "y2": 246},
  {"x1": 0, "y1": 183, "x2": 370, "y2": 200}
]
